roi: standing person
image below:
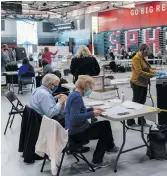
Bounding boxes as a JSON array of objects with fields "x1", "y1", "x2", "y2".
[
  {"x1": 156, "y1": 47, "x2": 162, "y2": 59},
  {"x1": 1, "y1": 45, "x2": 9, "y2": 72},
  {"x1": 3, "y1": 44, "x2": 12, "y2": 61},
  {"x1": 42, "y1": 47, "x2": 58, "y2": 64},
  {"x1": 38, "y1": 48, "x2": 44, "y2": 67},
  {"x1": 127, "y1": 43, "x2": 164, "y2": 126},
  {"x1": 65, "y1": 75, "x2": 119, "y2": 169},
  {"x1": 70, "y1": 45, "x2": 100, "y2": 83},
  {"x1": 120, "y1": 45, "x2": 127, "y2": 59}
]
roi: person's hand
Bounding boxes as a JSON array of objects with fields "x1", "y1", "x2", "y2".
[
  {"x1": 159, "y1": 72, "x2": 166, "y2": 76},
  {"x1": 153, "y1": 73, "x2": 160, "y2": 77},
  {"x1": 58, "y1": 95, "x2": 67, "y2": 104},
  {"x1": 93, "y1": 110, "x2": 102, "y2": 117},
  {"x1": 55, "y1": 94, "x2": 67, "y2": 99},
  {"x1": 37, "y1": 68, "x2": 43, "y2": 73},
  {"x1": 93, "y1": 107, "x2": 105, "y2": 112}
]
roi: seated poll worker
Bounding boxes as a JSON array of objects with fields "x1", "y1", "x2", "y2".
[
  {"x1": 65, "y1": 75, "x2": 119, "y2": 170},
  {"x1": 127, "y1": 43, "x2": 166, "y2": 127},
  {"x1": 30, "y1": 74, "x2": 67, "y2": 126},
  {"x1": 42, "y1": 59, "x2": 53, "y2": 75}
]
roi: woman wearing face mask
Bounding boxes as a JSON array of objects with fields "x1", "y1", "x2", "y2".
[
  {"x1": 127, "y1": 43, "x2": 165, "y2": 127},
  {"x1": 65, "y1": 75, "x2": 119, "y2": 170}
]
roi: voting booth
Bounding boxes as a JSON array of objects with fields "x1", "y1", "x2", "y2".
[{"x1": 88, "y1": 76, "x2": 117, "y2": 100}]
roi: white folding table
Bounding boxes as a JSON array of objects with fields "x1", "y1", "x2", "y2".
[{"x1": 101, "y1": 100, "x2": 158, "y2": 173}]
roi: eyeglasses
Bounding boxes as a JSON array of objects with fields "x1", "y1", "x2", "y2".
[{"x1": 51, "y1": 83, "x2": 57, "y2": 87}]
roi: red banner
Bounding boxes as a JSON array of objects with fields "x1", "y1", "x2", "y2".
[{"x1": 98, "y1": 1, "x2": 167, "y2": 32}]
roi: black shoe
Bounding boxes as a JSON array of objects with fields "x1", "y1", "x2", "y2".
[
  {"x1": 89, "y1": 161, "x2": 110, "y2": 170},
  {"x1": 106, "y1": 145, "x2": 119, "y2": 155}
]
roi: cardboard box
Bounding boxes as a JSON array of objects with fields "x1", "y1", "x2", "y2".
[{"x1": 89, "y1": 88, "x2": 117, "y2": 100}]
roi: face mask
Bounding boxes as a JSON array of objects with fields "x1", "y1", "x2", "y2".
[
  {"x1": 142, "y1": 48, "x2": 150, "y2": 57},
  {"x1": 52, "y1": 86, "x2": 58, "y2": 94},
  {"x1": 83, "y1": 88, "x2": 92, "y2": 97}
]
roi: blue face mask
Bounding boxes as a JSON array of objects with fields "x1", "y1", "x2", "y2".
[
  {"x1": 52, "y1": 86, "x2": 58, "y2": 94},
  {"x1": 83, "y1": 88, "x2": 92, "y2": 97}
]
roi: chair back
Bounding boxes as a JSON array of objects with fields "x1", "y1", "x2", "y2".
[
  {"x1": 5, "y1": 91, "x2": 24, "y2": 108},
  {"x1": 21, "y1": 72, "x2": 35, "y2": 78},
  {"x1": 5, "y1": 91, "x2": 17, "y2": 103}
]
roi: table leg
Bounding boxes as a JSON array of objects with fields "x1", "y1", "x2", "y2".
[
  {"x1": 148, "y1": 85, "x2": 154, "y2": 107},
  {"x1": 114, "y1": 121, "x2": 126, "y2": 173},
  {"x1": 141, "y1": 117, "x2": 150, "y2": 150}
]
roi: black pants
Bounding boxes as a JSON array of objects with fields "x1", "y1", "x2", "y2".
[
  {"x1": 127, "y1": 81, "x2": 147, "y2": 126},
  {"x1": 35, "y1": 76, "x2": 43, "y2": 88},
  {"x1": 70, "y1": 121, "x2": 114, "y2": 164}
]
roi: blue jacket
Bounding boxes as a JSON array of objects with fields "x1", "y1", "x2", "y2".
[
  {"x1": 65, "y1": 91, "x2": 94, "y2": 135},
  {"x1": 18, "y1": 64, "x2": 35, "y2": 78}
]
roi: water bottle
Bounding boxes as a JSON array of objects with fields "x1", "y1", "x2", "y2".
[{"x1": 121, "y1": 92, "x2": 125, "y2": 103}]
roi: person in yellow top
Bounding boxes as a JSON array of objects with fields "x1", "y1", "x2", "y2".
[{"x1": 127, "y1": 43, "x2": 165, "y2": 127}]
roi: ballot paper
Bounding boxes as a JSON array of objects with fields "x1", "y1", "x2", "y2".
[
  {"x1": 103, "y1": 106, "x2": 134, "y2": 116},
  {"x1": 122, "y1": 101, "x2": 144, "y2": 110},
  {"x1": 84, "y1": 101, "x2": 104, "y2": 107}
]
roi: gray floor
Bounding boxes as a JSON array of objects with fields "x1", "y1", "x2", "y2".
[{"x1": 1, "y1": 66, "x2": 167, "y2": 176}]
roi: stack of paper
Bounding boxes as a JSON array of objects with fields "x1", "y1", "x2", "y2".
[{"x1": 84, "y1": 101, "x2": 104, "y2": 107}]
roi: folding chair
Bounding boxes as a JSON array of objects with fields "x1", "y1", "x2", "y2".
[
  {"x1": 18, "y1": 72, "x2": 35, "y2": 94},
  {"x1": 40, "y1": 138, "x2": 95, "y2": 176},
  {"x1": 4, "y1": 91, "x2": 24, "y2": 135}
]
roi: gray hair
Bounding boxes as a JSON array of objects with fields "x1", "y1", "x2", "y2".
[{"x1": 42, "y1": 73, "x2": 60, "y2": 87}]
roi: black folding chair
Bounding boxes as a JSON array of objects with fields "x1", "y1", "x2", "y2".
[
  {"x1": 18, "y1": 72, "x2": 35, "y2": 94},
  {"x1": 4, "y1": 91, "x2": 24, "y2": 135},
  {"x1": 40, "y1": 138, "x2": 95, "y2": 176}
]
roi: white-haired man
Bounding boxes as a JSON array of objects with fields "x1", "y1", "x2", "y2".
[{"x1": 30, "y1": 74, "x2": 67, "y2": 126}]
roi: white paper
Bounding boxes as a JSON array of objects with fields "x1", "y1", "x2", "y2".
[
  {"x1": 107, "y1": 106, "x2": 133, "y2": 115},
  {"x1": 122, "y1": 101, "x2": 144, "y2": 110},
  {"x1": 103, "y1": 106, "x2": 134, "y2": 116},
  {"x1": 84, "y1": 101, "x2": 104, "y2": 107},
  {"x1": 96, "y1": 104, "x2": 114, "y2": 109}
]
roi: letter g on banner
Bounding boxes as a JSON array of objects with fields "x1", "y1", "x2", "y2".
[{"x1": 130, "y1": 10, "x2": 134, "y2": 16}]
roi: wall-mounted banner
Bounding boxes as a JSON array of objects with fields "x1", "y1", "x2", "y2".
[{"x1": 98, "y1": 1, "x2": 167, "y2": 32}]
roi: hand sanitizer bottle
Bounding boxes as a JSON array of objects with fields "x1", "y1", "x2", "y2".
[{"x1": 121, "y1": 92, "x2": 125, "y2": 103}]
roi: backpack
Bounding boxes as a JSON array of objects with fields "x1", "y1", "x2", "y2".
[
  {"x1": 109, "y1": 61, "x2": 118, "y2": 72},
  {"x1": 118, "y1": 65, "x2": 126, "y2": 73},
  {"x1": 147, "y1": 125, "x2": 167, "y2": 160}
]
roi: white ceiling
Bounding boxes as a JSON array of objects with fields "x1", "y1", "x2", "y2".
[{"x1": 1, "y1": 1, "x2": 148, "y2": 20}]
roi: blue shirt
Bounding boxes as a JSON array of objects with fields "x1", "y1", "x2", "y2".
[
  {"x1": 65, "y1": 91, "x2": 94, "y2": 135},
  {"x1": 18, "y1": 64, "x2": 35, "y2": 77},
  {"x1": 30, "y1": 85, "x2": 62, "y2": 118}
]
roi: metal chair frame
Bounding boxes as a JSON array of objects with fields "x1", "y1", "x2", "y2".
[{"x1": 4, "y1": 91, "x2": 24, "y2": 135}]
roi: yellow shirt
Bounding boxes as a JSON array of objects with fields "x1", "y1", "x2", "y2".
[{"x1": 131, "y1": 52, "x2": 156, "y2": 87}]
